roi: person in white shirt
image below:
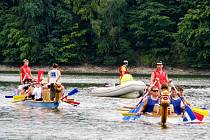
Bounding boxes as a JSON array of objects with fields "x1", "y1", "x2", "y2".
[{"x1": 47, "y1": 63, "x2": 61, "y2": 101}]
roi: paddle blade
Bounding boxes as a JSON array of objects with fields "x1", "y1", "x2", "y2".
[
  {"x1": 5, "y1": 95, "x2": 13, "y2": 98},
  {"x1": 192, "y1": 108, "x2": 208, "y2": 116},
  {"x1": 13, "y1": 95, "x2": 26, "y2": 102},
  {"x1": 194, "y1": 112, "x2": 204, "y2": 121},
  {"x1": 67, "y1": 88, "x2": 78, "y2": 96},
  {"x1": 121, "y1": 111, "x2": 137, "y2": 116},
  {"x1": 185, "y1": 105, "x2": 196, "y2": 121}
]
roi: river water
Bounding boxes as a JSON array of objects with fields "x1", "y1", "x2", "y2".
[{"x1": 0, "y1": 73, "x2": 210, "y2": 140}]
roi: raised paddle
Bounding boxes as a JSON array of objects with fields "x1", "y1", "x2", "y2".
[
  {"x1": 123, "y1": 81, "x2": 157, "y2": 121},
  {"x1": 61, "y1": 88, "x2": 80, "y2": 106},
  {"x1": 61, "y1": 88, "x2": 79, "y2": 100},
  {"x1": 171, "y1": 82, "x2": 196, "y2": 121}
]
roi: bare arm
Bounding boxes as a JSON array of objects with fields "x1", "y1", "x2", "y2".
[
  {"x1": 47, "y1": 72, "x2": 50, "y2": 83},
  {"x1": 150, "y1": 72, "x2": 155, "y2": 85},
  {"x1": 56, "y1": 71, "x2": 61, "y2": 83},
  {"x1": 138, "y1": 98, "x2": 148, "y2": 114}
]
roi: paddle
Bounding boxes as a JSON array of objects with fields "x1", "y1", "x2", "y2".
[
  {"x1": 5, "y1": 95, "x2": 14, "y2": 98},
  {"x1": 123, "y1": 81, "x2": 157, "y2": 121},
  {"x1": 13, "y1": 95, "x2": 26, "y2": 102},
  {"x1": 171, "y1": 82, "x2": 196, "y2": 121},
  {"x1": 61, "y1": 88, "x2": 80, "y2": 106},
  {"x1": 61, "y1": 88, "x2": 78, "y2": 100},
  {"x1": 192, "y1": 108, "x2": 208, "y2": 117}
]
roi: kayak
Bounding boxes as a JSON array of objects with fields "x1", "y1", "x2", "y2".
[
  {"x1": 22, "y1": 100, "x2": 60, "y2": 109},
  {"x1": 91, "y1": 81, "x2": 146, "y2": 98}
]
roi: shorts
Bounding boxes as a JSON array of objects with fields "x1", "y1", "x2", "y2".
[{"x1": 48, "y1": 83, "x2": 56, "y2": 100}]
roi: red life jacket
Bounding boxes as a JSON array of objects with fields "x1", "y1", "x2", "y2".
[
  {"x1": 153, "y1": 69, "x2": 167, "y2": 87},
  {"x1": 20, "y1": 65, "x2": 31, "y2": 81},
  {"x1": 119, "y1": 65, "x2": 129, "y2": 79}
]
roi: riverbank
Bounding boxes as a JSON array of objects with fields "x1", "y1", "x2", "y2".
[{"x1": 0, "y1": 64, "x2": 210, "y2": 76}]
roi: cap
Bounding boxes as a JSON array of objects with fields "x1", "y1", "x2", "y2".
[
  {"x1": 23, "y1": 59, "x2": 29, "y2": 63},
  {"x1": 123, "y1": 60, "x2": 128, "y2": 63},
  {"x1": 156, "y1": 61, "x2": 163, "y2": 65}
]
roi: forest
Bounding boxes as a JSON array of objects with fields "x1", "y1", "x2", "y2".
[{"x1": 0, "y1": 0, "x2": 209, "y2": 68}]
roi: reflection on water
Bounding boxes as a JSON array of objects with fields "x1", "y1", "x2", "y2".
[{"x1": 0, "y1": 74, "x2": 210, "y2": 139}]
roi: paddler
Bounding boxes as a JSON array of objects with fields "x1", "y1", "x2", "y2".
[
  {"x1": 177, "y1": 86, "x2": 193, "y2": 108},
  {"x1": 47, "y1": 63, "x2": 61, "y2": 101},
  {"x1": 119, "y1": 60, "x2": 129, "y2": 83},
  {"x1": 137, "y1": 86, "x2": 160, "y2": 115},
  {"x1": 150, "y1": 61, "x2": 171, "y2": 89},
  {"x1": 20, "y1": 59, "x2": 33, "y2": 85},
  {"x1": 170, "y1": 87, "x2": 185, "y2": 115}
]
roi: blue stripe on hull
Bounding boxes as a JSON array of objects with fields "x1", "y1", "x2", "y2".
[{"x1": 23, "y1": 100, "x2": 60, "y2": 109}]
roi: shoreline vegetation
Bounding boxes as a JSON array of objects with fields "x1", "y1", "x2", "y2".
[{"x1": 0, "y1": 64, "x2": 210, "y2": 77}]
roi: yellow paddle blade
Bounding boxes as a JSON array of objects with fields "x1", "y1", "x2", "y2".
[
  {"x1": 13, "y1": 95, "x2": 26, "y2": 102},
  {"x1": 120, "y1": 111, "x2": 137, "y2": 116},
  {"x1": 192, "y1": 108, "x2": 209, "y2": 116}
]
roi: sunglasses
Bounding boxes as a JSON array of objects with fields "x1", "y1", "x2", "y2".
[{"x1": 152, "y1": 90, "x2": 159, "y2": 92}]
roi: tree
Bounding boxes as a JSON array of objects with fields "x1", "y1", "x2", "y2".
[{"x1": 177, "y1": 1, "x2": 210, "y2": 68}]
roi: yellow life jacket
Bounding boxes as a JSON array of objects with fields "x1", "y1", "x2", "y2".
[{"x1": 120, "y1": 74, "x2": 133, "y2": 85}]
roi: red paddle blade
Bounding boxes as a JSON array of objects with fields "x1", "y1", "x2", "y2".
[{"x1": 194, "y1": 112, "x2": 204, "y2": 121}]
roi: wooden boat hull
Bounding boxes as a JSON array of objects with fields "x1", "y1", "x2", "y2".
[{"x1": 22, "y1": 100, "x2": 60, "y2": 109}]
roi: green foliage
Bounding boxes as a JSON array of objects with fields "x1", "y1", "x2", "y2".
[{"x1": 0, "y1": 0, "x2": 209, "y2": 68}]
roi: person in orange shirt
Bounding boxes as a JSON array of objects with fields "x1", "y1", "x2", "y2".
[
  {"x1": 119, "y1": 60, "x2": 129, "y2": 80},
  {"x1": 20, "y1": 59, "x2": 33, "y2": 85},
  {"x1": 150, "y1": 61, "x2": 171, "y2": 89}
]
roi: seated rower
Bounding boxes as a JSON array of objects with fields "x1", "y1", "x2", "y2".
[
  {"x1": 170, "y1": 87, "x2": 185, "y2": 115},
  {"x1": 177, "y1": 86, "x2": 193, "y2": 108},
  {"x1": 137, "y1": 86, "x2": 160, "y2": 115},
  {"x1": 31, "y1": 82, "x2": 43, "y2": 101}
]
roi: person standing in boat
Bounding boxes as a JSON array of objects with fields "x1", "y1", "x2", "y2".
[
  {"x1": 150, "y1": 61, "x2": 171, "y2": 89},
  {"x1": 137, "y1": 86, "x2": 160, "y2": 115},
  {"x1": 20, "y1": 59, "x2": 33, "y2": 85},
  {"x1": 47, "y1": 63, "x2": 61, "y2": 101},
  {"x1": 119, "y1": 60, "x2": 129, "y2": 83}
]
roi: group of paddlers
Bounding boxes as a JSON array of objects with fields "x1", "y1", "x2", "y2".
[
  {"x1": 17, "y1": 59, "x2": 63, "y2": 101},
  {"x1": 119, "y1": 60, "x2": 192, "y2": 117}
]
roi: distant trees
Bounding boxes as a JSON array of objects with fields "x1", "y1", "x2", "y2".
[{"x1": 0, "y1": 0, "x2": 209, "y2": 68}]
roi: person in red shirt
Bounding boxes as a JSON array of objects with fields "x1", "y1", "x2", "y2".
[
  {"x1": 150, "y1": 61, "x2": 171, "y2": 89},
  {"x1": 20, "y1": 59, "x2": 33, "y2": 85}
]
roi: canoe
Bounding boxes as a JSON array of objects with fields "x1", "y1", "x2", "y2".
[
  {"x1": 121, "y1": 111, "x2": 204, "y2": 124},
  {"x1": 22, "y1": 100, "x2": 60, "y2": 109},
  {"x1": 91, "y1": 81, "x2": 146, "y2": 98}
]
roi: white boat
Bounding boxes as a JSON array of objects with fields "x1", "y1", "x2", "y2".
[{"x1": 91, "y1": 80, "x2": 146, "y2": 98}]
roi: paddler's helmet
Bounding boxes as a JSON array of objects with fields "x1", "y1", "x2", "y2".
[{"x1": 123, "y1": 60, "x2": 128, "y2": 66}]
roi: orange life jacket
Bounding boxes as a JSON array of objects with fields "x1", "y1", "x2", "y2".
[
  {"x1": 153, "y1": 69, "x2": 167, "y2": 87},
  {"x1": 119, "y1": 65, "x2": 129, "y2": 79}
]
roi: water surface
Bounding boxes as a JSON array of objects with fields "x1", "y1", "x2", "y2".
[{"x1": 0, "y1": 74, "x2": 210, "y2": 139}]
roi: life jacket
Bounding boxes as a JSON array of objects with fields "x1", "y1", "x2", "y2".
[
  {"x1": 119, "y1": 65, "x2": 129, "y2": 79},
  {"x1": 120, "y1": 74, "x2": 133, "y2": 85},
  {"x1": 144, "y1": 96, "x2": 159, "y2": 113},
  {"x1": 170, "y1": 96, "x2": 182, "y2": 115},
  {"x1": 153, "y1": 69, "x2": 167, "y2": 87},
  {"x1": 20, "y1": 65, "x2": 32, "y2": 81}
]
